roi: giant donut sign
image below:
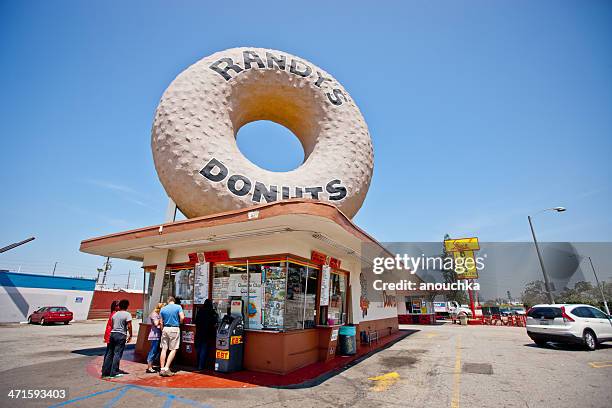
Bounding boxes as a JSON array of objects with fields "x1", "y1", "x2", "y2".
[{"x1": 152, "y1": 47, "x2": 373, "y2": 219}]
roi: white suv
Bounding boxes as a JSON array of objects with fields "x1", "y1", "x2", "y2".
[{"x1": 526, "y1": 304, "x2": 612, "y2": 350}]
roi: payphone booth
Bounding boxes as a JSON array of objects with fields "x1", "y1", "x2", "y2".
[{"x1": 215, "y1": 298, "x2": 245, "y2": 372}]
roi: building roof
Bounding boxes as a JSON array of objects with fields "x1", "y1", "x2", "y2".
[{"x1": 79, "y1": 199, "x2": 390, "y2": 262}]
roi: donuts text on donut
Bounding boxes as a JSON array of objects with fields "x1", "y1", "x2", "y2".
[
  {"x1": 200, "y1": 157, "x2": 347, "y2": 203},
  {"x1": 209, "y1": 50, "x2": 348, "y2": 106}
]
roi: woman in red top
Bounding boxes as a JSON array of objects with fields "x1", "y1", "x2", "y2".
[
  {"x1": 104, "y1": 300, "x2": 120, "y2": 343},
  {"x1": 102, "y1": 300, "x2": 120, "y2": 376}
]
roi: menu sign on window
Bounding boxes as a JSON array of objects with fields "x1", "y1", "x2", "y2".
[
  {"x1": 262, "y1": 266, "x2": 285, "y2": 329},
  {"x1": 320, "y1": 265, "x2": 331, "y2": 306},
  {"x1": 194, "y1": 262, "x2": 210, "y2": 304}
]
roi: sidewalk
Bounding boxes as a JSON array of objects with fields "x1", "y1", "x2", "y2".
[{"x1": 87, "y1": 330, "x2": 417, "y2": 389}]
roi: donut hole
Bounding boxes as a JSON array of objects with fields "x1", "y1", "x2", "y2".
[
  {"x1": 236, "y1": 121, "x2": 305, "y2": 172},
  {"x1": 228, "y1": 68, "x2": 324, "y2": 173}
]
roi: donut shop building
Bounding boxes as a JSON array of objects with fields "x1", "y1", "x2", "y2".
[
  {"x1": 80, "y1": 199, "x2": 404, "y2": 375},
  {"x1": 79, "y1": 47, "x2": 411, "y2": 376}
]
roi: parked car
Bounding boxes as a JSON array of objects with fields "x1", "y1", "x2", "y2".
[
  {"x1": 526, "y1": 304, "x2": 612, "y2": 350},
  {"x1": 500, "y1": 307, "x2": 526, "y2": 316},
  {"x1": 28, "y1": 306, "x2": 73, "y2": 325}
]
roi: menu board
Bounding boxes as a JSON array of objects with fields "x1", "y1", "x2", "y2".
[
  {"x1": 212, "y1": 277, "x2": 229, "y2": 301},
  {"x1": 193, "y1": 262, "x2": 210, "y2": 304},
  {"x1": 262, "y1": 266, "x2": 285, "y2": 329},
  {"x1": 320, "y1": 265, "x2": 331, "y2": 306}
]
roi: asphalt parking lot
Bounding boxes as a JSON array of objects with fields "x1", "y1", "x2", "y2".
[{"x1": 0, "y1": 320, "x2": 610, "y2": 408}]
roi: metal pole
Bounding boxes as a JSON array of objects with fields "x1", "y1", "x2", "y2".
[
  {"x1": 588, "y1": 257, "x2": 610, "y2": 315},
  {"x1": 143, "y1": 268, "x2": 147, "y2": 319},
  {"x1": 126, "y1": 270, "x2": 131, "y2": 289},
  {"x1": 528, "y1": 215, "x2": 555, "y2": 304},
  {"x1": 0, "y1": 237, "x2": 35, "y2": 254},
  {"x1": 52, "y1": 262, "x2": 58, "y2": 277},
  {"x1": 468, "y1": 280, "x2": 475, "y2": 317},
  {"x1": 102, "y1": 257, "x2": 110, "y2": 287}
]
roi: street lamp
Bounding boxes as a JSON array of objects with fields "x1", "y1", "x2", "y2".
[{"x1": 527, "y1": 207, "x2": 566, "y2": 304}]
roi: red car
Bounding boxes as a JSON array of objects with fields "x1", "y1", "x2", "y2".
[{"x1": 28, "y1": 306, "x2": 73, "y2": 325}]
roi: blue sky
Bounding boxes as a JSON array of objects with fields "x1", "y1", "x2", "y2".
[{"x1": 1, "y1": 1, "x2": 611, "y2": 289}]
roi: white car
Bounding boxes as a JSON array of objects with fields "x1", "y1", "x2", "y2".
[{"x1": 526, "y1": 304, "x2": 612, "y2": 350}]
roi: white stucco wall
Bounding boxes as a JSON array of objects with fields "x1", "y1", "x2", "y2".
[{"x1": 0, "y1": 287, "x2": 94, "y2": 323}]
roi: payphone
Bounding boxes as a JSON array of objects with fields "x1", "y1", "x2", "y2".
[{"x1": 215, "y1": 298, "x2": 244, "y2": 372}]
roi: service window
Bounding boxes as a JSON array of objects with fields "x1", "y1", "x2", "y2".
[
  {"x1": 158, "y1": 268, "x2": 194, "y2": 321},
  {"x1": 160, "y1": 268, "x2": 194, "y2": 303},
  {"x1": 212, "y1": 263, "x2": 246, "y2": 320}
]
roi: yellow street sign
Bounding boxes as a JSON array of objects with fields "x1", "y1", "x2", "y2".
[
  {"x1": 444, "y1": 237, "x2": 480, "y2": 253},
  {"x1": 452, "y1": 250, "x2": 479, "y2": 279}
]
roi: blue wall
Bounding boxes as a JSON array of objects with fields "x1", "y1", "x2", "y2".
[{"x1": 0, "y1": 271, "x2": 96, "y2": 291}]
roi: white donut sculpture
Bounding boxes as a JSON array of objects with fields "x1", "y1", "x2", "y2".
[{"x1": 152, "y1": 47, "x2": 373, "y2": 219}]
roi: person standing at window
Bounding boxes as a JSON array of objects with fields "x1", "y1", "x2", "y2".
[
  {"x1": 101, "y1": 299, "x2": 132, "y2": 378},
  {"x1": 159, "y1": 296, "x2": 185, "y2": 377},
  {"x1": 195, "y1": 299, "x2": 218, "y2": 370},
  {"x1": 145, "y1": 303, "x2": 164, "y2": 373}
]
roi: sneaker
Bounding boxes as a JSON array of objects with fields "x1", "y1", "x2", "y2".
[
  {"x1": 145, "y1": 368, "x2": 156, "y2": 374},
  {"x1": 109, "y1": 373, "x2": 124, "y2": 379}
]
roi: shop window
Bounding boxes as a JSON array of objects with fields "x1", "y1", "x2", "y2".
[
  {"x1": 285, "y1": 262, "x2": 319, "y2": 330},
  {"x1": 210, "y1": 258, "x2": 318, "y2": 331},
  {"x1": 406, "y1": 296, "x2": 429, "y2": 314},
  {"x1": 327, "y1": 272, "x2": 347, "y2": 325},
  {"x1": 160, "y1": 268, "x2": 194, "y2": 321},
  {"x1": 304, "y1": 267, "x2": 318, "y2": 328},
  {"x1": 284, "y1": 263, "x2": 304, "y2": 330},
  {"x1": 261, "y1": 262, "x2": 286, "y2": 329},
  {"x1": 212, "y1": 263, "x2": 247, "y2": 321}
]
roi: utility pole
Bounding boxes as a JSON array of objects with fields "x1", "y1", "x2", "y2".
[
  {"x1": 52, "y1": 262, "x2": 58, "y2": 277},
  {"x1": 528, "y1": 215, "x2": 555, "y2": 304},
  {"x1": 101, "y1": 257, "x2": 111, "y2": 288},
  {"x1": 588, "y1": 257, "x2": 610, "y2": 316},
  {"x1": 126, "y1": 270, "x2": 131, "y2": 289}
]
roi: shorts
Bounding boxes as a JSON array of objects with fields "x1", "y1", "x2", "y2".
[{"x1": 160, "y1": 327, "x2": 180, "y2": 350}]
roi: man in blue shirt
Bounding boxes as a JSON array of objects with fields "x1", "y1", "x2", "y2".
[{"x1": 159, "y1": 296, "x2": 185, "y2": 376}]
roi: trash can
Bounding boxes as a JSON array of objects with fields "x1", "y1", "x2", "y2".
[
  {"x1": 338, "y1": 325, "x2": 357, "y2": 355},
  {"x1": 459, "y1": 314, "x2": 468, "y2": 325}
]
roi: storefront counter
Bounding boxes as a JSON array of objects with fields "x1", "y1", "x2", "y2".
[
  {"x1": 243, "y1": 328, "x2": 319, "y2": 374},
  {"x1": 135, "y1": 322, "x2": 197, "y2": 366},
  {"x1": 136, "y1": 321, "x2": 367, "y2": 375}
]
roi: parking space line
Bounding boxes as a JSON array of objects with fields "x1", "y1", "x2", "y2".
[
  {"x1": 48, "y1": 385, "x2": 213, "y2": 408},
  {"x1": 48, "y1": 386, "x2": 126, "y2": 407},
  {"x1": 451, "y1": 335, "x2": 461, "y2": 408},
  {"x1": 588, "y1": 361, "x2": 612, "y2": 368},
  {"x1": 103, "y1": 387, "x2": 129, "y2": 408},
  {"x1": 368, "y1": 372, "x2": 400, "y2": 392}
]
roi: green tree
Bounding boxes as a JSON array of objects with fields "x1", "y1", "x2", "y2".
[
  {"x1": 521, "y1": 280, "x2": 549, "y2": 309},
  {"x1": 522, "y1": 280, "x2": 612, "y2": 311}
]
